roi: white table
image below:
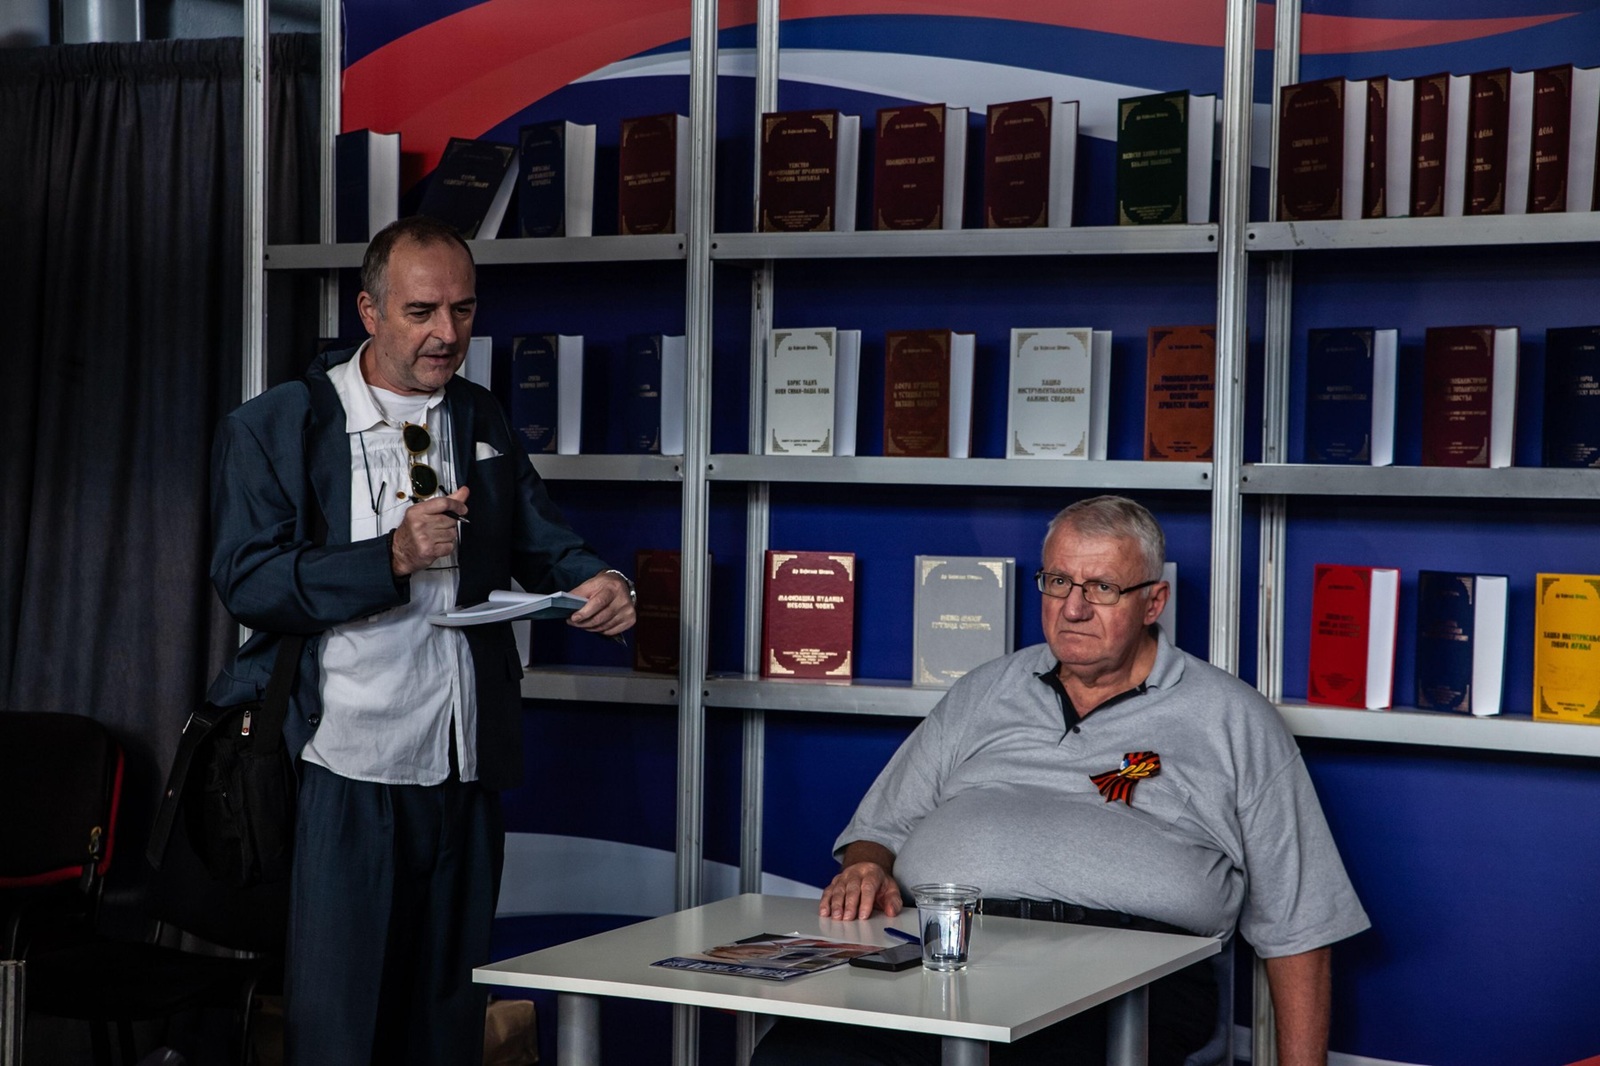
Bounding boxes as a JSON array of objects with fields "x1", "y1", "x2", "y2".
[{"x1": 475, "y1": 893, "x2": 1219, "y2": 1066}]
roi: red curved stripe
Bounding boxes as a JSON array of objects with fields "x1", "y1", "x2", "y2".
[{"x1": 344, "y1": 0, "x2": 1577, "y2": 180}]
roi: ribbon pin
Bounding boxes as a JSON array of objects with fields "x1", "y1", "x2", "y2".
[{"x1": 1090, "y1": 751, "x2": 1161, "y2": 805}]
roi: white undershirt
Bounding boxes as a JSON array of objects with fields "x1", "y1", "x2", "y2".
[{"x1": 301, "y1": 346, "x2": 479, "y2": 785}]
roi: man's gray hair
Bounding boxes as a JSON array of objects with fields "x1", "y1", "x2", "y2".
[
  {"x1": 1043, "y1": 495, "x2": 1166, "y2": 583},
  {"x1": 359, "y1": 215, "x2": 475, "y2": 311}
]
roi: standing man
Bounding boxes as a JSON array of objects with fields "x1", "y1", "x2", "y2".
[
  {"x1": 207, "y1": 216, "x2": 635, "y2": 1065},
  {"x1": 756, "y1": 495, "x2": 1368, "y2": 1066}
]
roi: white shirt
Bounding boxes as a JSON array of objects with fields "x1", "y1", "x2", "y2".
[{"x1": 301, "y1": 345, "x2": 479, "y2": 785}]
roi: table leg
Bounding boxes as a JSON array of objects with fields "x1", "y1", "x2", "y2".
[
  {"x1": 557, "y1": 992, "x2": 600, "y2": 1066},
  {"x1": 940, "y1": 1036, "x2": 990, "y2": 1065},
  {"x1": 1105, "y1": 984, "x2": 1149, "y2": 1066},
  {"x1": 1, "y1": 959, "x2": 23, "y2": 1066}
]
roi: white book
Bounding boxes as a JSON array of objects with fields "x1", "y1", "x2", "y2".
[
  {"x1": 1372, "y1": 329, "x2": 1398, "y2": 467},
  {"x1": 557, "y1": 336, "x2": 584, "y2": 456},
  {"x1": 1340, "y1": 80, "x2": 1369, "y2": 220},
  {"x1": 1442, "y1": 73, "x2": 1472, "y2": 217},
  {"x1": 429, "y1": 590, "x2": 586, "y2": 627},
  {"x1": 766, "y1": 327, "x2": 840, "y2": 456},
  {"x1": 1005, "y1": 327, "x2": 1111, "y2": 460},
  {"x1": 1489, "y1": 327, "x2": 1519, "y2": 469},
  {"x1": 1569, "y1": 66, "x2": 1600, "y2": 213},
  {"x1": 1469, "y1": 575, "x2": 1509, "y2": 717},
  {"x1": 459, "y1": 336, "x2": 492, "y2": 389},
  {"x1": 943, "y1": 106, "x2": 969, "y2": 230},
  {"x1": 1504, "y1": 70, "x2": 1536, "y2": 215},
  {"x1": 1049, "y1": 100, "x2": 1080, "y2": 227},
  {"x1": 1186, "y1": 93, "x2": 1218, "y2": 223},
  {"x1": 564, "y1": 123, "x2": 597, "y2": 237},
  {"x1": 949, "y1": 332, "x2": 976, "y2": 459},
  {"x1": 1385, "y1": 78, "x2": 1415, "y2": 217},
  {"x1": 835, "y1": 330, "x2": 861, "y2": 456},
  {"x1": 836, "y1": 114, "x2": 861, "y2": 233},
  {"x1": 661, "y1": 334, "x2": 686, "y2": 455}
]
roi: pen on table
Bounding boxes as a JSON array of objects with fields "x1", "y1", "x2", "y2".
[{"x1": 884, "y1": 927, "x2": 920, "y2": 946}]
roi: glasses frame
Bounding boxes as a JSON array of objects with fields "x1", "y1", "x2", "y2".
[
  {"x1": 1033, "y1": 570, "x2": 1159, "y2": 606},
  {"x1": 402, "y1": 422, "x2": 441, "y2": 498}
]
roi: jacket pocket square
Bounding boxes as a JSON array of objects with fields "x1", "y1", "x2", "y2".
[{"x1": 474, "y1": 442, "x2": 503, "y2": 461}]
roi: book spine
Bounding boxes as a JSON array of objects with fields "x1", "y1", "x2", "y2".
[{"x1": 1465, "y1": 69, "x2": 1511, "y2": 215}]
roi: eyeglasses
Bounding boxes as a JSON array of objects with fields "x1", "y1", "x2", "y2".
[
  {"x1": 1034, "y1": 570, "x2": 1158, "y2": 605},
  {"x1": 402, "y1": 422, "x2": 441, "y2": 499}
]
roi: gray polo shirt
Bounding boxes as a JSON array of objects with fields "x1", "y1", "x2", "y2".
[{"x1": 836, "y1": 631, "x2": 1369, "y2": 956}]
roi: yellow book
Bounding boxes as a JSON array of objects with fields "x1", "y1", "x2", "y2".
[{"x1": 1532, "y1": 573, "x2": 1600, "y2": 724}]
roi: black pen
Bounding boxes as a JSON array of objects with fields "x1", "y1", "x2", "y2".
[
  {"x1": 884, "y1": 927, "x2": 921, "y2": 946},
  {"x1": 439, "y1": 510, "x2": 470, "y2": 524}
]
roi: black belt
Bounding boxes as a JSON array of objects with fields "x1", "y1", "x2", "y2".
[{"x1": 976, "y1": 897, "x2": 1196, "y2": 937}]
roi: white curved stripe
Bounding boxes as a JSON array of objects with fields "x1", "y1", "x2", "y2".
[
  {"x1": 497, "y1": 832, "x2": 823, "y2": 918},
  {"x1": 575, "y1": 48, "x2": 1272, "y2": 165}
]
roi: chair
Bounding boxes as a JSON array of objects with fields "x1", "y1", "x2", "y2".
[{"x1": 0, "y1": 711, "x2": 265, "y2": 1066}]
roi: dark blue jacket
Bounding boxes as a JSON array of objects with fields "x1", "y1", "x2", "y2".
[{"x1": 205, "y1": 346, "x2": 609, "y2": 790}]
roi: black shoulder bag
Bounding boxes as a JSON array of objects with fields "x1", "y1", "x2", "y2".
[{"x1": 147, "y1": 633, "x2": 303, "y2": 889}]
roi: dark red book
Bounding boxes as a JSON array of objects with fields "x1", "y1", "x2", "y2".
[
  {"x1": 761, "y1": 550, "x2": 856, "y2": 680},
  {"x1": 1276, "y1": 77, "x2": 1346, "y2": 221},
  {"x1": 1144, "y1": 326, "x2": 1216, "y2": 462},
  {"x1": 1466, "y1": 68, "x2": 1511, "y2": 215},
  {"x1": 1307, "y1": 563, "x2": 1399, "y2": 710},
  {"x1": 983, "y1": 97, "x2": 1076, "y2": 227},
  {"x1": 760, "y1": 109, "x2": 854, "y2": 232},
  {"x1": 618, "y1": 113, "x2": 687, "y2": 235},
  {"x1": 1410, "y1": 73, "x2": 1450, "y2": 216},
  {"x1": 1421, "y1": 325, "x2": 1518, "y2": 468},
  {"x1": 1530, "y1": 65, "x2": 1573, "y2": 213},
  {"x1": 1363, "y1": 78, "x2": 1388, "y2": 218},
  {"x1": 873, "y1": 103, "x2": 962, "y2": 230},
  {"x1": 632, "y1": 549, "x2": 682, "y2": 675},
  {"x1": 882, "y1": 329, "x2": 954, "y2": 457}
]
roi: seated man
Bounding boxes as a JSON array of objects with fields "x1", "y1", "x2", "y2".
[{"x1": 754, "y1": 495, "x2": 1368, "y2": 1066}]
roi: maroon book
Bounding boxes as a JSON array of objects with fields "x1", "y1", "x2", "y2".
[
  {"x1": 883, "y1": 329, "x2": 952, "y2": 457},
  {"x1": 1363, "y1": 78, "x2": 1388, "y2": 218},
  {"x1": 761, "y1": 550, "x2": 856, "y2": 680},
  {"x1": 760, "y1": 109, "x2": 844, "y2": 232},
  {"x1": 1421, "y1": 326, "x2": 1497, "y2": 467},
  {"x1": 1144, "y1": 326, "x2": 1216, "y2": 462},
  {"x1": 874, "y1": 103, "x2": 949, "y2": 230},
  {"x1": 618, "y1": 113, "x2": 682, "y2": 235},
  {"x1": 632, "y1": 549, "x2": 682, "y2": 675},
  {"x1": 1276, "y1": 77, "x2": 1346, "y2": 221},
  {"x1": 1410, "y1": 73, "x2": 1450, "y2": 217},
  {"x1": 983, "y1": 97, "x2": 1053, "y2": 228},
  {"x1": 1530, "y1": 65, "x2": 1573, "y2": 213},
  {"x1": 1465, "y1": 69, "x2": 1511, "y2": 215}
]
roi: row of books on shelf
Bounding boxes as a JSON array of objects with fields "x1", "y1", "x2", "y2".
[
  {"x1": 336, "y1": 88, "x2": 1220, "y2": 242},
  {"x1": 1310, "y1": 565, "x2": 1600, "y2": 724},
  {"x1": 489, "y1": 325, "x2": 1214, "y2": 461},
  {"x1": 1305, "y1": 324, "x2": 1600, "y2": 468},
  {"x1": 633, "y1": 549, "x2": 1177, "y2": 687},
  {"x1": 1276, "y1": 61, "x2": 1600, "y2": 220}
]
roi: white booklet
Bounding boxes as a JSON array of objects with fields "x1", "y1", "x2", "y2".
[{"x1": 429, "y1": 590, "x2": 586, "y2": 627}]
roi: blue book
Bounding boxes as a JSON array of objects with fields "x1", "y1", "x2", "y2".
[
  {"x1": 517, "y1": 120, "x2": 596, "y2": 238},
  {"x1": 417, "y1": 137, "x2": 517, "y2": 239},
  {"x1": 334, "y1": 130, "x2": 399, "y2": 243},
  {"x1": 623, "y1": 334, "x2": 685, "y2": 455},
  {"x1": 506, "y1": 335, "x2": 559, "y2": 454},
  {"x1": 1303, "y1": 327, "x2": 1396, "y2": 465},
  {"x1": 1543, "y1": 325, "x2": 1600, "y2": 468},
  {"x1": 1414, "y1": 571, "x2": 1507, "y2": 716}
]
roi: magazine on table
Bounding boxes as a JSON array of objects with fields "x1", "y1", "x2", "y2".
[{"x1": 652, "y1": 932, "x2": 883, "y2": 981}]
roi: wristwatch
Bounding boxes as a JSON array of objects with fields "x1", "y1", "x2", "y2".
[{"x1": 602, "y1": 569, "x2": 636, "y2": 605}]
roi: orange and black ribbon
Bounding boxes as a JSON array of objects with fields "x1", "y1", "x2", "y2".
[{"x1": 1090, "y1": 751, "x2": 1161, "y2": 804}]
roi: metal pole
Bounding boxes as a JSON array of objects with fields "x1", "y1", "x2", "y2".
[
  {"x1": 1104, "y1": 985, "x2": 1149, "y2": 1066},
  {"x1": 319, "y1": 0, "x2": 342, "y2": 335},
  {"x1": 556, "y1": 993, "x2": 601, "y2": 1066},
  {"x1": 242, "y1": 0, "x2": 268, "y2": 404},
  {"x1": 673, "y1": 0, "x2": 719, "y2": 1061},
  {"x1": 0, "y1": 960, "x2": 22, "y2": 1066}
]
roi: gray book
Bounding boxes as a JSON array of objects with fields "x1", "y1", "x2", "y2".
[{"x1": 912, "y1": 556, "x2": 1015, "y2": 688}]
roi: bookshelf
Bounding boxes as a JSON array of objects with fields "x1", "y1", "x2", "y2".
[{"x1": 245, "y1": 1, "x2": 1600, "y2": 1063}]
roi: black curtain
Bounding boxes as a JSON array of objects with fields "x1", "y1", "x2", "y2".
[{"x1": 0, "y1": 35, "x2": 320, "y2": 905}]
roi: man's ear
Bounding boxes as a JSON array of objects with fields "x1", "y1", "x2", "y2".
[
  {"x1": 356, "y1": 290, "x2": 380, "y2": 336},
  {"x1": 1143, "y1": 582, "x2": 1170, "y2": 627}
]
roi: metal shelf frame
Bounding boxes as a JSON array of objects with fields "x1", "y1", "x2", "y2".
[{"x1": 710, "y1": 225, "x2": 1219, "y2": 261}]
